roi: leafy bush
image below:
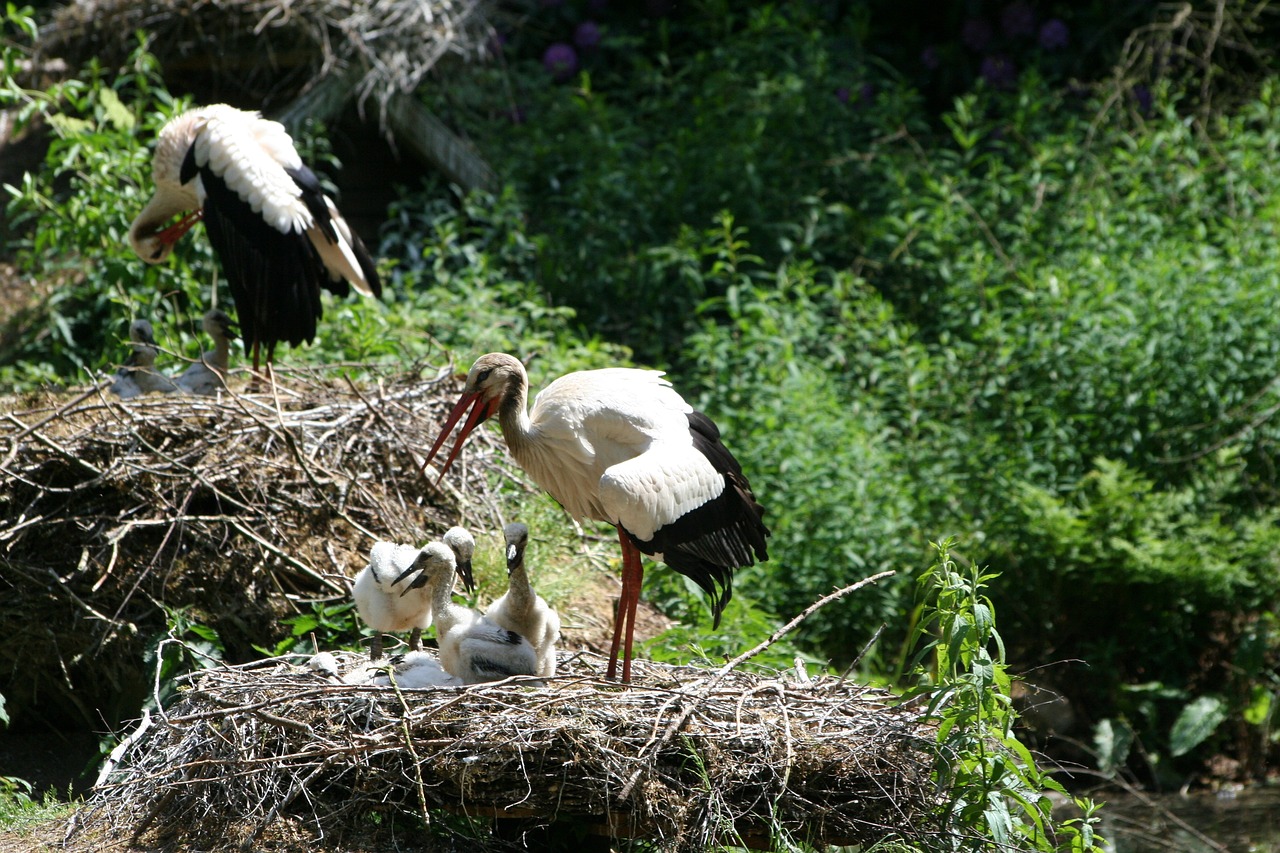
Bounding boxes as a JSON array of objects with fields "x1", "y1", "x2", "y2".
[{"x1": 905, "y1": 540, "x2": 1104, "y2": 852}]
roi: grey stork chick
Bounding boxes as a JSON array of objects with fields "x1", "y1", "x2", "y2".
[
  {"x1": 176, "y1": 309, "x2": 236, "y2": 395},
  {"x1": 406, "y1": 541, "x2": 538, "y2": 685},
  {"x1": 108, "y1": 319, "x2": 178, "y2": 398},
  {"x1": 352, "y1": 541, "x2": 433, "y2": 660},
  {"x1": 484, "y1": 523, "x2": 561, "y2": 678}
]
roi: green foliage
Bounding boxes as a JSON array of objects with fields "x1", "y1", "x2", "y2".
[
  {"x1": 0, "y1": 35, "x2": 213, "y2": 385},
  {"x1": 0, "y1": 778, "x2": 72, "y2": 831},
  {"x1": 451, "y1": 3, "x2": 908, "y2": 363},
  {"x1": 905, "y1": 540, "x2": 1104, "y2": 852},
  {"x1": 143, "y1": 606, "x2": 225, "y2": 712},
  {"x1": 254, "y1": 600, "x2": 361, "y2": 658}
]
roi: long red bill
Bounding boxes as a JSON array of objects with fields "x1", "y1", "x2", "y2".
[
  {"x1": 155, "y1": 209, "x2": 203, "y2": 246},
  {"x1": 421, "y1": 391, "x2": 492, "y2": 484}
]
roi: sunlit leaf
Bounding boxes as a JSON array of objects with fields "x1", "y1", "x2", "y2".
[{"x1": 1170, "y1": 695, "x2": 1228, "y2": 757}]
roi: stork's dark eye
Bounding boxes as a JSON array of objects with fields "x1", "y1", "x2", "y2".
[{"x1": 476, "y1": 368, "x2": 493, "y2": 383}]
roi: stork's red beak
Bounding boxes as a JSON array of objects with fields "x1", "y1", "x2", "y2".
[
  {"x1": 421, "y1": 390, "x2": 495, "y2": 484},
  {"x1": 155, "y1": 209, "x2": 203, "y2": 247}
]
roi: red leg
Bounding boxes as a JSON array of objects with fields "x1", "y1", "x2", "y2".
[
  {"x1": 606, "y1": 529, "x2": 629, "y2": 679},
  {"x1": 607, "y1": 531, "x2": 645, "y2": 682}
]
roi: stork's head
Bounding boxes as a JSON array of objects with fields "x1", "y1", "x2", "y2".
[
  {"x1": 421, "y1": 353, "x2": 527, "y2": 482},
  {"x1": 128, "y1": 319, "x2": 158, "y2": 347},
  {"x1": 503, "y1": 523, "x2": 529, "y2": 576},
  {"x1": 442, "y1": 526, "x2": 476, "y2": 593},
  {"x1": 395, "y1": 541, "x2": 456, "y2": 597},
  {"x1": 129, "y1": 109, "x2": 207, "y2": 264},
  {"x1": 201, "y1": 309, "x2": 236, "y2": 340}
]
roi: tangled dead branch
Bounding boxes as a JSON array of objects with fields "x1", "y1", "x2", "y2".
[
  {"x1": 69, "y1": 651, "x2": 936, "y2": 852},
  {"x1": 38, "y1": 0, "x2": 495, "y2": 115},
  {"x1": 0, "y1": 362, "x2": 513, "y2": 730}
]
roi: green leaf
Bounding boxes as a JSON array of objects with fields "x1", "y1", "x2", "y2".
[
  {"x1": 1243, "y1": 686, "x2": 1273, "y2": 727},
  {"x1": 1093, "y1": 718, "x2": 1133, "y2": 776},
  {"x1": 1169, "y1": 695, "x2": 1227, "y2": 757},
  {"x1": 99, "y1": 87, "x2": 136, "y2": 130}
]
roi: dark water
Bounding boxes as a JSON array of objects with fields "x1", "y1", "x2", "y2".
[{"x1": 1088, "y1": 787, "x2": 1280, "y2": 853}]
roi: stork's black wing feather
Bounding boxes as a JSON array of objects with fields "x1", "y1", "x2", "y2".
[{"x1": 630, "y1": 410, "x2": 770, "y2": 627}]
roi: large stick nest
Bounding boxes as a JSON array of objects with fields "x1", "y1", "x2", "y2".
[
  {"x1": 37, "y1": 0, "x2": 495, "y2": 113},
  {"x1": 0, "y1": 363, "x2": 510, "y2": 730},
  {"x1": 69, "y1": 651, "x2": 937, "y2": 851}
]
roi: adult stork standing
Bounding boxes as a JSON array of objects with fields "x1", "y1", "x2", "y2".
[
  {"x1": 175, "y1": 309, "x2": 236, "y2": 396},
  {"x1": 128, "y1": 104, "x2": 381, "y2": 372},
  {"x1": 420, "y1": 353, "x2": 770, "y2": 682},
  {"x1": 485, "y1": 522, "x2": 561, "y2": 678},
  {"x1": 108, "y1": 319, "x2": 178, "y2": 398}
]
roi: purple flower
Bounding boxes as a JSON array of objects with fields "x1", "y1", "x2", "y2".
[
  {"x1": 859, "y1": 83, "x2": 876, "y2": 106},
  {"x1": 542, "y1": 42, "x2": 578, "y2": 81},
  {"x1": 979, "y1": 55, "x2": 1017, "y2": 90},
  {"x1": 1038, "y1": 19, "x2": 1069, "y2": 50},
  {"x1": 920, "y1": 45, "x2": 941, "y2": 71},
  {"x1": 1133, "y1": 85, "x2": 1153, "y2": 116},
  {"x1": 588, "y1": 0, "x2": 609, "y2": 12},
  {"x1": 1000, "y1": 2, "x2": 1036, "y2": 39},
  {"x1": 961, "y1": 18, "x2": 993, "y2": 52},
  {"x1": 836, "y1": 86, "x2": 851, "y2": 104},
  {"x1": 574, "y1": 21, "x2": 602, "y2": 51}
]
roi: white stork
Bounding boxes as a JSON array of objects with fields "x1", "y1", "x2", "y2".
[
  {"x1": 351, "y1": 541, "x2": 435, "y2": 660},
  {"x1": 485, "y1": 522, "x2": 561, "y2": 678},
  {"x1": 108, "y1": 319, "x2": 178, "y2": 398},
  {"x1": 420, "y1": 352, "x2": 770, "y2": 682},
  {"x1": 128, "y1": 104, "x2": 382, "y2": 372},
  {"x1": 175, "y1": 309, "x2": 236, "y2": 396},
  {"x1": 404, "y1": 541, "x2": 538, "y2": 684}
]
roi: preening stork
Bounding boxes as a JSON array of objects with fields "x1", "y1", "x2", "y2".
[
  {"x1": 352, "y1": 541, "x2": 435, "y2": 660},
  {"x1": 485, "y1": 522, "x2": 561, "y2": 678},
  {"x1": 108, "y1": 319, "x2": 178, "y2": 398},
  {"x1": 175, "y1": 309, "x2": 236, "y2": 396},
  {"x1": 420, "y1": 353, "x2": 771, "y2": 682},
  {"x1": 128, "y1": 104, "x2": 382, "y2": 372},
  {"x1": 404, "y1": 541, "x2": 538, "y2": 684}
]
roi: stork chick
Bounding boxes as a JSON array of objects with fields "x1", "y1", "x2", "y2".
[
  {"x1": 406, "y1": 542, "x2": 538, "y2": 684},
  {"x1": 364, "y1": 651, "x2": 462, "y2": 689},
  {"x1": 443, "y1": 525, "x2": 476, "y2": 593},
  {"x1": 352, "y1": 541, "x2": 433, "y2": 660},
  {"x1": 176, "y1": 309, "x2": 236, "y2": 395},
  {"x1": 108, "y1": 319, "x2": 178, "y2": 398},
  {"x1": 485, "y1": 523, "x2": 561, "y2": 678}
]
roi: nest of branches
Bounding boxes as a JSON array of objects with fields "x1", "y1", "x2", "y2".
[
  {"x1": 37, "y1": 0, "x2": 494, "y2": 113},
  {"x1": 69, "y1": 651, "x2": 936, "y2": 852},
  {"x1": 0, "y1": 363, "x2": 510, "y2": 730}
]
